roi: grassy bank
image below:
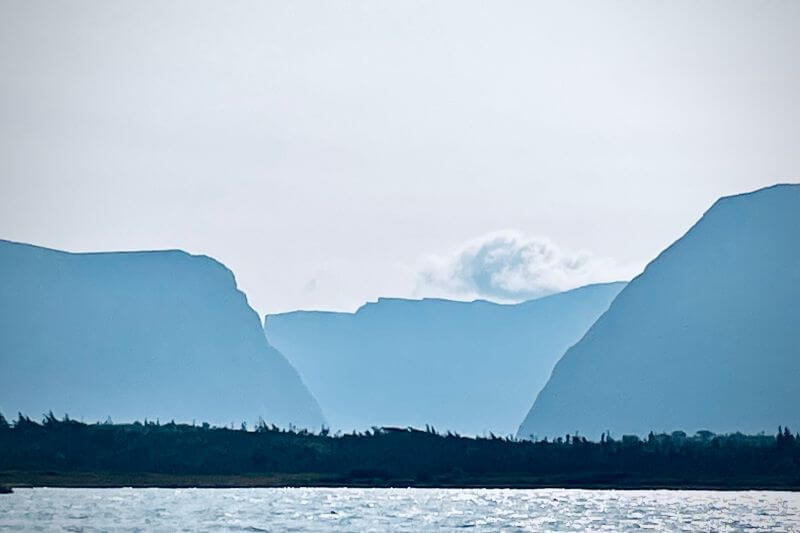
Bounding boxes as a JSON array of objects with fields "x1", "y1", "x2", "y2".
[{"x1": 2, "y1": 471, "x2": 799, "y2": 491}]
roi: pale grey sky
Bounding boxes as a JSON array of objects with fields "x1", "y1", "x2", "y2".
[{"x1": 1, "y1": 0, "x2": 798, "y2": 314}]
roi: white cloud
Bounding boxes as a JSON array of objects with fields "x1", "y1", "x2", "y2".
[{"x1": 417, "y1": 230, "x2": 638, "y2": 302}]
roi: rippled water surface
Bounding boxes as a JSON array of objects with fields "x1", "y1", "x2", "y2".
[{"x1": 1, "y1": 487, "x2": 799, "y2": 532}]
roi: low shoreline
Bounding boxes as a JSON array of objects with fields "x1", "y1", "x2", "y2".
[
  {"x1": 2, "y1": 471, "x2": 798, "y2": 491},
  {"x1": 4, "y1": 421, "x2": 799, "y2": 493}
]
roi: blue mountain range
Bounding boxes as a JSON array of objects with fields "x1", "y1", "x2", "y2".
[
  {"x1": 265, "y1": 283, "x2": 624, "y2": 436},
  {"x1": 518, "y1": 184, "x2": 800, "y2": 439},
  {"x1": 0, "y1": 240, "x2": 324, "y2": 429}
]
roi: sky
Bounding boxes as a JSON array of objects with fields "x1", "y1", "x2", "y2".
[{"x1": 1, "y1": 0, "x2": 798, "y2": 315}]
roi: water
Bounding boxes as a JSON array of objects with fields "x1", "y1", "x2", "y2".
[{"x1": 1, "y1": 488, "x2": 798, "y2": 532}]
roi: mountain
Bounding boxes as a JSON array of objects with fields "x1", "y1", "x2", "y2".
[
  {"x1": 0, "y1": 240, "x2": 324, "y2": 429},
  {"x1": 518, "y1": 184, "x2": 800, "y2": 440},
  {"x1": 264, "y1": 282, "x2": 625, "y2": 436}
]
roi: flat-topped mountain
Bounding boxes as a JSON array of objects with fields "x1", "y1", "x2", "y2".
[
  {"x1": 0, "y1": 240, "x2": 324, "y2": 429},
  {"x1": 265, "y1": 282, "x2": 625, "y2": 436},
  {"x1": 518, "y1": 184, "x2": 800, "y2": 439}
]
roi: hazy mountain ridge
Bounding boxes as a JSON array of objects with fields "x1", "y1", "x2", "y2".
[
  {"x1": 0, "y1": 239, "x2": 324, "y2": 429},
  {"x1": 518, "y1": 183, "x2": 800, "y2": 439},
  {"x1": 265, "y1": 282, "x2": 626, "y2": 436}
]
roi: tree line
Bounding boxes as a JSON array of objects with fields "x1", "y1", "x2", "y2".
[{"x1": 1, "y1": 411, "x2": 799, "y2": 489}]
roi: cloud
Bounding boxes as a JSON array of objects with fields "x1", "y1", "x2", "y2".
[{"x1": 417, "y1": 230, "x2": 635, "y2": 302}]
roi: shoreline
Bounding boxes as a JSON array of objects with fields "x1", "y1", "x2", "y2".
[{"x1": 3, "y1": 472, "x2": 798, "y2": 491}]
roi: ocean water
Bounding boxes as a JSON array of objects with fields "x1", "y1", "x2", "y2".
[{"x1": 1, "y1": 487, "x2": 798, "y2": 532}]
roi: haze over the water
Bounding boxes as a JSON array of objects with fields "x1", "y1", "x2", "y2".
[{"x1": 1, "y1": 1, "x2": 798, "y2": 314}]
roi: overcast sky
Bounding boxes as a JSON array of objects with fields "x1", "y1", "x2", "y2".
[{"x1": 1, "y1": 1, "x2": 798, "y2": 315}]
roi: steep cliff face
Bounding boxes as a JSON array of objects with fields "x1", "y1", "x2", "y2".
[
  {"x1": 0, "y1": 240, "x2": 324, "y2": 429},
  {"x1": 265, "y1": 282, "x2": 625, "y2": 436},
  {"x1": 518, "y1": 184, "x2": 800, "y2": 439}
]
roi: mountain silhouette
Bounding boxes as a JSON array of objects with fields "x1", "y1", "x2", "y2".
[
  {"x1": 0, "y1": 240, "x2": 324, "y2": 429},
  {"x1": 265, "y1": 282, "x2": 624, "y2": 436},
  {"x1": 518, "y1": 184, "x2": 800, "y2": 439}
]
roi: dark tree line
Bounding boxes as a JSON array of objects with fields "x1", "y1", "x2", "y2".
[{"x1": 1, "y1": 412, "x2": 799, "y2": 489}]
